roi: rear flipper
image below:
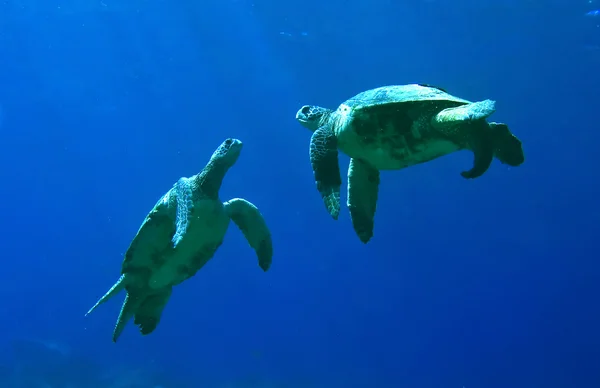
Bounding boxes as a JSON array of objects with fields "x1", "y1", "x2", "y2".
[
  {"x1": 433, "y1": 100, "x2": 497, "y2": 179},
  {"x1": 435, "y1": 99, "x2": 496, "y2": 124},
  {"x1": 112, "y1": 292, "x2": 141, "y2": 343},
  {"x1": 133, "y1": 287, "x2": 173, "y2": 336},
  {"x1": 489, "y1": 122, "x2": 525, "y2": 167},
  {"x1": 461, "y1": 121, "x2": 495, "y2": 179},
  {"x1": 224, "y1": 198, "x2": 273, "y2": 271}
]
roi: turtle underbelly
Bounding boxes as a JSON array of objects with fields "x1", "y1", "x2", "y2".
[
  {"x1": 339, "y1": 130, "x2": 460, "y2": 170},
  {"x1": 148, "y1": 200, "x2": 230, "y2": 290}
]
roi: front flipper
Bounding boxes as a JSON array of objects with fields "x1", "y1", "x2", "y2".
[
  {"x1": 310, "y1": 126, "x2": 342, "y2": 219},
  {"x1": 133, "y1": 287, "x2": 173, "y2": 336},
  {"x1": 172, "y1": 177, "x2": 194, "y2": 247},
  {"x1": 433, "y1": 100, "x2": 496, "y2": 179},
  {"x1": 347, "y1": 158, "x2": 380, "y2": 244},
  {"x1": 224, "y1": 198, "x2": 273, "y2": 271}
]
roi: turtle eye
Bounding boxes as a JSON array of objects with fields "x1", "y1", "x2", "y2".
[
  {"x1": 224, "y1": 138, "x2": 233, "y2": 146},
  {"x1": 301, "y1": 106, "x2": 311, "y2": 116}
]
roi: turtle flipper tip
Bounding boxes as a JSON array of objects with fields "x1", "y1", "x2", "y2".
[
  {"x1": 461, "y1": 169, "x2": 483, "y2": 179},
  {"x1": 358, "y1": 232, "x2": 372, "y2": 244},
  {"x1": 257, "y1": 237, "x2": 273, "y2": 272},
  {"x1": 460, "y1": 170, "x2": 473, "y2": 179},
  {"x1": 329, "y1": 206, "x2": 340, "y2": 220},
  {"x1": 323, "y1": 193, "x2": 340, "y2": 220}
]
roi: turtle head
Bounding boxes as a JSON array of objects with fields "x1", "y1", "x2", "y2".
[
  {"x1": 195, "y1": 138, "x2": 243, "y2": 199},
  {"x1": 210, "y1": 138, "x2": 243, "y2": 168},
  {"x1": 296, "y1": 105, "x2": 331, "y2": 132}
]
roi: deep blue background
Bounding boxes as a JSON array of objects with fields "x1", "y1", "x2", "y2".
[{"x1": 0, "y1": 0, "x2": 599, "y2": 386}]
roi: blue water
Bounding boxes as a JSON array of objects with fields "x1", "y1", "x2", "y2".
[{"x1": 0, "y1": 0, "x2": 599, "y2": 387}]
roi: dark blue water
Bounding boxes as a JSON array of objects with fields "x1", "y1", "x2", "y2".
[{"x1": 0, "y1": 0, "x2": 599, "y2": 387}]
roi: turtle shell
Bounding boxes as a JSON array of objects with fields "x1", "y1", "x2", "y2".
[
  {"x1": 337, "y1": 83, "x2": 472, "y2": 139},
  {"x1": 120, "y1": 185, "x2": 231, "y2": 291},
  {"x1": 332, "y1": 84, "x2": 474, "y2": 170},
  {"x1": 343, "y1": 84, "x2": 470, "y2": 112},
  {"x1": 120, "y1": 190, "x2": 178, "y2": 290}
]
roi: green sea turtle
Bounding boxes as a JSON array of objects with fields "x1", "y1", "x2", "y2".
[
  {"x1": 295, "y1": 83, "x2": 524, "y2": 243},
  {"x1": 85, "y1": 138, "x2": 273, "y2": 342}
]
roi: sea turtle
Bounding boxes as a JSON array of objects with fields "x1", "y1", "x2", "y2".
[
  {"x1": 85, "y1": 138, "x2": 273, "y2": 342},
  {"x1": 295, "y1": 83, "x2": 524, "y2": 243}
]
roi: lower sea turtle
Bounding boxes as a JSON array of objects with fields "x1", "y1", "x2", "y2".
[
  {"x1": 295, "y1": 83, "x2": 524, "y2": 243},
  {"x1": 85, "y1": 138, "x2": 273, "y2": 342}
]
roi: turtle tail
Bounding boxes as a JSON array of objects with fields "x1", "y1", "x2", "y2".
[
  {"x1": 489, "y1": 122, "x2": 525, "y2": 167},
  {"x1": 172, "y1": 177, "x2": 194, "y2": 247}
]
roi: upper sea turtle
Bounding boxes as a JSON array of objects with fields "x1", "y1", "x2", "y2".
[
  {"x1": 295, "y1": 83, "x2": 524, "y2": 243},
  {"x1": 85, "y1": 138, "x2": 273, "y2": 342}
]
